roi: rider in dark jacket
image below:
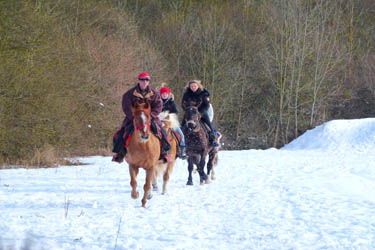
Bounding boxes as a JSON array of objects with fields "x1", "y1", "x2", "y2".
[
  {"x1": 181, "y1": 80, "x2": 219, "y2": 147},
  {"x1": 112, "y1": 72, "x2": 171, "y2": 163}
]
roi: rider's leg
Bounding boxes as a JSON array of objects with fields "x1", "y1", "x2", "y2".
[
  {"x1": 112, "y1": 124, "x2": 134, "y2": 163},
  {"x1": 200, "y1": 112, "x2": 219, "y2": 147},
  {"x1": 176, "y1": 127, "x2": 185, "y2": 147},
  {"x1": 180, "y1": 118, "x2": 186, "y2": 129},
  {"x1": 112, "y1": 127, "x2": 125, "y2": 154},
  {"x1": 151, "y1": 121, "x2": 171, "y2": 162},
  {"x1": 176, "y1": 126, "x2": 187, "y2": 159},
  {"x1": 159, "y1": 126, "x2": 172, "y2": 162},
  {"x1": 159, "y1": 126, "x2": 171, "y2": 152}
]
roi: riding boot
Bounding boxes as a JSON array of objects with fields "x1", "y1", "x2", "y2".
[
  {"x1": 200, "y1": 112, "x2": 219, "y2": 147},
  {"x1": 112, "y1": 152, "x2": 125, "y2": 163},
  {"x1": 160, "y1": 127, "x2": 171, "y2": 162},
  {"x1": 112, "y1": 125, "x2": 133, "y2": 163},
  {"x1": 179, "y1": 145, "x2": 187, "y2": 159},
  {"x1": 180, "y1": 119, "x2": 186, "y2": 129},
  {"x1": 209, "y1": 131, "x2": 219, "y2": 147},
  {"x1": 112, "y1": 127, "x2": 125, "y2": 154}
]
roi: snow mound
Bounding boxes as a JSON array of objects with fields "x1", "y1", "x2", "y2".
[{"x1": 282, "y1": 118, "x2": 375, "y2": 152}]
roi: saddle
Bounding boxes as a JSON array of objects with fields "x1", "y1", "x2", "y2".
[
  {"x1": 199, "y1": 120, "x2": 211, "y2": 139},
  {"x1": 112, "y1": 122, "x2": 171, "y2": 163},
  {"x1": 112, "y1": 122, "x2": 164, "y2": 152},
  {"x1": 199, "y1": 120, "x2": 221, "y2": 143}
]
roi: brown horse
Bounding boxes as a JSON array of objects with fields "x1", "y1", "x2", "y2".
[
  {"x1": 152, "y1": 111, "x2": 179, "y2": 194},
  {"x1": 182, "y1": 106, "x2": 220, "y2": 185},
  {"x1": 125, "y1": 101, "x2": 161, "y2": 207}
]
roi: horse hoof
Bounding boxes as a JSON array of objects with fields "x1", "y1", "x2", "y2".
[
  {"x1": 131, "y1": 191, "x2": 139, "y2": 199},
  {"x1": 205, "y1": 176, "x2": 211, "y2": 184},
  {"x1": 186, "y1": 180, "x2": 193, "y2": 185},
  {"x1": 147, "y1": 193, "x2": 153, "y2": 200},
  {"x1": 152, "y1": 184, "x2": 158, "y2": 191},
  {"x1": 200, "y1": 181, "x2": 205, "y2": 185}
]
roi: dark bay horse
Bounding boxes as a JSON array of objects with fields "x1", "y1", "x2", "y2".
[
  {"x1": 182, "y1": 106, "x2": 220, "y2": 185},
  {"x1": 152, "y1": 111, "x2": 179, "y2": 194},
  {"x1": 125, "y1": 101, "x2": 161, "y2": 207}
]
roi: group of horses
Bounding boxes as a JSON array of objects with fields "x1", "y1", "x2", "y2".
[{"x1": 124, "y1": 101, "x2": 220, "y2": 207}]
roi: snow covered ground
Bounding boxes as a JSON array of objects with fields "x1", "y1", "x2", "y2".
[{"x1": 1, "y1": 118, "x2": 375, "y2": 250}]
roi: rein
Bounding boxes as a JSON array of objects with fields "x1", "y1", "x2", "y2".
[
  {"x1": 134, "y1": 122, "x2": 150, "y2": 131},
  {"x1": 184, "y1": 107, "x2": 201, "y2": 133}
]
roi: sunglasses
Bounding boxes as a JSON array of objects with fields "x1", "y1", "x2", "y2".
[{"x1": 139, "y1": 78, "x2": 150, "y2": 81}]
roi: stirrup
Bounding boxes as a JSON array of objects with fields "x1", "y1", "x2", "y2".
[
  {"x1": 161, "y1": 154, "x2": 172, "y2": 163},
  {"x1": 179, "y1": 147, "x2": 187, "y2": 159},
  {"x1": 112, "y1": 153, "x2": 124, "y2": 163}
]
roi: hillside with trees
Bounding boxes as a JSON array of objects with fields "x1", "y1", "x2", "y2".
[{"x1": 1, "y1": 0, "x2": 374, "y2": 166}]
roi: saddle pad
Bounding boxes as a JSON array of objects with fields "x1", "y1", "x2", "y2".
[
  {"x1": 125, "y1": 133, "x2": 132, "y2": 148},
  {"x1": 172, "y1": 130, "x2": 182, "y2": 144}
]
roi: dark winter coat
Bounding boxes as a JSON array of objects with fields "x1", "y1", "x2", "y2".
[
  {"x1": 121, "y1": 84, "x2": 163, "y2": 128},
  {"x1": 162, "y1": 95, "x2": 179, "y2": 115},
  {"x1": 181, "y1": 88, "x2": 211, "y2": 113}
]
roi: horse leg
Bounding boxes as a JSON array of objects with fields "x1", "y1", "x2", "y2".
[
  {"x1": 198, "y1": 156, "x2": 207, "y2": 185},
  {"x1": 152, "y1": 172, "x2": 158, "y2": 191},
  {"x1": 186, "y1": 158, "x2": 194, "y2": 185},
  {"x1": 206, "y1": 153, "x2": 214, "y2": 183},
  {"x1": 142, "y1": 169, "x2": 153, "y2": 207},
  {"x1": 129, "y1": 165, "x2": 139, "y2": 199},
  {"x1": 162, "y1": 161, "x2": 173, "y2": 194}
]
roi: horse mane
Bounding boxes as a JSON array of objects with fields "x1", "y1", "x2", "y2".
[{"x1": 159, "y1": 111, "x2": 180, "y2": 129}]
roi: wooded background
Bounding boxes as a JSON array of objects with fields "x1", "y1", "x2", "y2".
[{"x1": 1, "y1": 0, "x2": 374, "y2": 165}]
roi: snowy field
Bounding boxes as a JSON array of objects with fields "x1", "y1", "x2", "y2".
[{"x1": 1, "y1": 118, "x2": 375, "y2": 250}]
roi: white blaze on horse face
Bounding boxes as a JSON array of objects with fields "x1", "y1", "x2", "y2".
[
  {"x1": 141, "y1": 112, "x2": 147, "y2": 133},
  {"x1": 137, "y1": 111, "x2": 150, "y2": 143}
]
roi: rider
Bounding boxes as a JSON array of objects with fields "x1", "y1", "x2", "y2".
[
  {"x1": 112, "y1": 72, "x2": 171, "y2": 163},
  {"x1": 160, "y1": 85, "x2": 187, "y2": 159},
  {"x1": 181, "y1": 80, "x2": 219, "y2": 147}
]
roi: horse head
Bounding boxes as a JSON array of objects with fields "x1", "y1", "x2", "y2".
[
  {"x1": 133, "y1": 101, "x2": 152, "y2": 142},
  {"x1": 183, "y1": 106, "x2": 201, "y2": 132}
]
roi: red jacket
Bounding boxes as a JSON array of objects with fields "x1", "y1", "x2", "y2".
[{"x1": 121, "y1": 84, "x2": 163, "y2": 128}]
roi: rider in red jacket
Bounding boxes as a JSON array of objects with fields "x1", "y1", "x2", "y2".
[{"x1": 160, "y1": 86, "x2": 187, "y2": 159}]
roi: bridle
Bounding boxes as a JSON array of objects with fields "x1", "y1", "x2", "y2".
[
  {"x1": 133, "y1": 108, "x2": 152, "y2": 141},
  {"x1": 134, "y1": 109, "x2": 151, "y2": 131},
  {"x1": 184, "y1": 106, "x2": 201, "y2": 132}
]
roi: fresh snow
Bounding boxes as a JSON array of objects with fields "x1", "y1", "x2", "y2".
[{"x1": 1, "y1": 118, "x2": 375, "y2": 250}]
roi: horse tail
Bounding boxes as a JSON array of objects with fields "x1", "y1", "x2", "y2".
[
  {"x1": 155, "y1": 155, "x2": 168, "y2": 178},
  {"x1": 212, "y1": 151, "x2": 219, "y2": 166},
  {"x1": 212, "y1": 131, "x2": 221, "y2": 166}
]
